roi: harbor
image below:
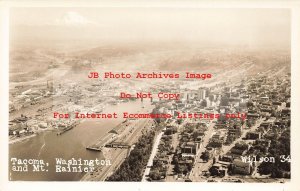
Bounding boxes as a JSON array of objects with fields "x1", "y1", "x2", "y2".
[
  {"x1": 85, "y1": 118, "x2": 140, "y2": 151},
  {"x1": 9, "y1": 99, "x2": 152, "y2": 181}
]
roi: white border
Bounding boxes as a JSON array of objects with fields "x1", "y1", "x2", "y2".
[{"x1": 1, "y1": 1, "x2": 300, "y2": 191}]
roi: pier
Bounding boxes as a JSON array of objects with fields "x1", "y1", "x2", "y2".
[
  {"x1": 86, "y1": 145, "x2": 103, "y2": 151},
  {"x1": 86, "y1": 132, "x2": 118, "y2": 152},
  {"x1": 105, "y1": 142, "x2": 130, "y2": 149},
  {"x1": 57, "y1": 121, "x2": 79, "y2": 135},
  {"x1": 85, "y1": 120, "x2": 129, "y2": 152}
]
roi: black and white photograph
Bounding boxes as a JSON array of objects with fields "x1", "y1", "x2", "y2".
[{"x1": 1, "y1": 1, "x2": 300, "y2": 191}]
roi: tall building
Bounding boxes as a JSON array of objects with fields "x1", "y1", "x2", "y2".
[{"x1": 198, "y1": 88, "x2": 207, "y2": 100}]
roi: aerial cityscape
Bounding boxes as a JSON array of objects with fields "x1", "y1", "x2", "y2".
[{"x1": 8, "y1": 8, "x2": 290, "y2": 182}]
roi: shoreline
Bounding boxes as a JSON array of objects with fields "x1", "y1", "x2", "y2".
[
  {"x1": 80, "y1": 147, "x2": 127, "y2": 181},
  {"x1": 9, "y1": 128, "x2": 56, "y2": 145},
  {"x1": 9, "y1": 133, "x2": 37, "y2": 145}
]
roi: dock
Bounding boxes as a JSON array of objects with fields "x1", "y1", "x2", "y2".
[
  {"x1": 57, "y1": 121, "x2": 79, "y2": 135},
  {"x1": 105, "y1": 142, "x2": 130, "y2": 149},
  {"x1": 86, "y1": 132, "x2": 118, "y2": 152},
  {"x1": 86, "y1": 145, "x2": 103, "y2": 151},
  {"x1": 86, "y1": 141, "x2": 130, "y2": 152},
  {"x1": 85, "y1": 120, "x2": 129, "y2": 152}
]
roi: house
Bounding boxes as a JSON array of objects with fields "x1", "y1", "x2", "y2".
[{"x1": 246, "y1": 132, "x2": 261, "y2": 140}]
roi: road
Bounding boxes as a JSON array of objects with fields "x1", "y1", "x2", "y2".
[
  {"x1": 190, "y1": 118, "x2": 264, "y2": 182},
  {"x1": 188, "y1": 122, "x2": 215, "y2": 181},
  {"x1": 221, "y1": 118, "x2": 264, "y2": 155},
  {"x1": 141, "y1": 131, "x2": 164, "y2": 181}
]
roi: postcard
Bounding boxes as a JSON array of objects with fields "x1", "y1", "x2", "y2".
[{"x1": 1, "y1": 1, "x2": 300, "y2": 191}]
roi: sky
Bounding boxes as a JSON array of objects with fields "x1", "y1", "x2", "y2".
[{"x1": 9, "y1": 7, "x2": 291, "y2": 48}]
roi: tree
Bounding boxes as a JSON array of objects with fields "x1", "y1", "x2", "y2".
[
  {"x1": 107, "y1": 130, "x2": 155, "y2": 181},
  {"x1": 177, "y1": 118, "x2": 183, "y2": 125},
  {"x1": 201, "y1": 100, "x2": 207, "y2": 107},
  {"x1": 149, "y1": 170, "x2": 161, "y2": 180},
  {"x1": 220, "y1": 96, "x2": 229, "y2": 106},
  {"x1": 246, "y1": 101, "x2": 254, "y2": 107},
  {"x1": 174, "y1": 163, "x2": 183, "y2": 174},
  {"x1": 192, "y1": 131, "x2": 200, "y2": 140},
  {"x1": 258, "y1": 129, "x2": 291, "y2": 178},
  {"x1": 200, "y1": 151, "x2": 210, "y2": 162}
]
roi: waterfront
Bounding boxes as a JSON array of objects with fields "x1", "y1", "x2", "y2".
[{"x1": 9, "y1": 100, "x2": 151, "y2": 181}]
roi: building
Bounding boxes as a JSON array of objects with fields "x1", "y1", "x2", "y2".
[
  {"x1": 228, "y1": 125, "x2": 242, "y2": 138},
  {"x1": 209, "y1": 163, "x2": 228, "y2": 177},
  {"x1": 246, "y1": 132, "x2": 261, "y2": 140},
  {"x1": 232, "y1": 159, "x2": 253, "y2": 175},
  {"x1": 181, "y1": 142, "x2": 198, "y2": 157},
  {"x1": 230, "y1": 142, "x2": 249, "y2": 156},
  {"x1": 198, "y1": 88, "x2": 207, "y2": 100}
]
